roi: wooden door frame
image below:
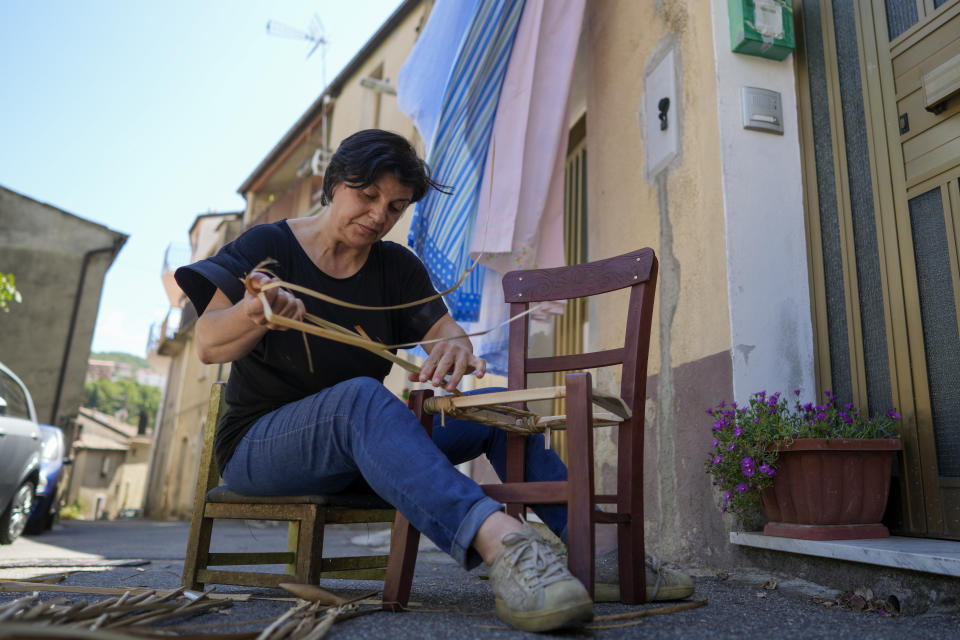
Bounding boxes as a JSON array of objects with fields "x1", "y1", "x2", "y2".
[{"x1": 793, "y1": 0, "x2": 960, "y2": 535}]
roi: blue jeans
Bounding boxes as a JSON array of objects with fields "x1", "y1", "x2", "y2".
[{"x1": 221, "y1": 377, "x2": 568, "y2": 570}]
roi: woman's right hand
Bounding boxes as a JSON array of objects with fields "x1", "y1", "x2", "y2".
[{"x1": 243, "y1": 272, "x2": 305, "y2": 330}]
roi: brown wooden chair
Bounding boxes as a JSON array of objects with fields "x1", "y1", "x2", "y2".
[
  {"x1": 182, "y1": 382, "x2": 398, "y2": 591},
  {"x1": 383, "y1": 247, "x2": 658, "y2": 607}
]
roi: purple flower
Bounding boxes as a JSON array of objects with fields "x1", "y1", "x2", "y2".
[
  {"x1": 759, "y1": 463, "x2": 776, "y2": 476},
  {"x1": 753, "y1": 417, "x2": 760, "y2": 424},
  {"x1": 712, "y1": 437, "x2": 719, "y2": 448},
  {"x1": 741, "y1": 457, "x2": 756, "y2": 478},
  {"x1": 887, "y1": 409, "x2": 901, "y2": 420},
  {"x1": 727, "y1": 442, "x2": 736, "y2": 451},
  {"x1": 711, "y1": 455, "x2": 723, "y2": 465},
  {"x1": 733, "y1": 426, "x2": 743, "y2": 437},
  {"x1": 794, "y1": 388, "x2": 801, "y2": 396},
  {"x1": 736, "y1": 482, "x2": 749, "y2": 493}
]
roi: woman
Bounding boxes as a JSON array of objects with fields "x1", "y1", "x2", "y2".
[{"x1": 175, "y1": 129, "x2": 592, "y2": 632}]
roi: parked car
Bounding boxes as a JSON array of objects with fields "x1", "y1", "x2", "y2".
[
  {"x1": 0, "y1": 360, "x2": 42, "y2": 544},
  {"x1": 26, "y1": 424, "x2": 68, "y2": 534}
]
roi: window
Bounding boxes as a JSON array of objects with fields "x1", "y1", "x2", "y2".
[{"x1": 0, "y1": 370, "x2": 31, "y2": 420}]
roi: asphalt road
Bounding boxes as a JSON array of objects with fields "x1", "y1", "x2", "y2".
[{"x1": 1, "y1": 519, "x2": 958, "y2": 639}]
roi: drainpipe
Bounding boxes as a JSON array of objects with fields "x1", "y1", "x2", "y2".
[{"x1": 50, "y1": 240, "x2": 125, "y2": 426}]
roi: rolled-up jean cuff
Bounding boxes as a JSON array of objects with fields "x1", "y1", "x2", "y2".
[{"x1": 451, "y1": 497, "x2": 504, "y2": 570}]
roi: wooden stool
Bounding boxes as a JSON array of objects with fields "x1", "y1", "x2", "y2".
[{"x1": 182, "y1": 382, "x2": 397, "y2": 590}]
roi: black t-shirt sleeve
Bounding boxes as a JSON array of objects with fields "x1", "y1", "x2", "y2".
[
  {"x1": 174, "y1": 225, "x2": 276, "y2": 315},
  {"x1": 389, "y1": 244, "x2": 449, "y2": 344}
]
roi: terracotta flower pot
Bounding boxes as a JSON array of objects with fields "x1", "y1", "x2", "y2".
[{"x1": 760, "y1": 438, "x2": 902, "y2": 540}]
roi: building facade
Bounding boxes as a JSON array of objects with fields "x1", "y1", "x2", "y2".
[
  {"x1": 0, "y1": 185, "x2": 126, "y2": 446},
  {"x1": 144, "y1": 0, "x2": 960, "y2": 595}
]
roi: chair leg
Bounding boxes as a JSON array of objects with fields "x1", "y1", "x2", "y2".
[
  {"x1": 565, "y1": 372, "x2": 595, "y2": 599},
  {"x1": 617, "y1": 412, "x2": 647, "y2": 604},
  {"x1": 618, "y1": 519, "x2": 646, "y2": 604},
  {"x1": 382, "y1": 512, "x2": 420, "y2": 612}
]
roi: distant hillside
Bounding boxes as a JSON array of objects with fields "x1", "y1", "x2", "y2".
[{"x1": 92, "y1": 351, "x2": 150, "y2": 371}]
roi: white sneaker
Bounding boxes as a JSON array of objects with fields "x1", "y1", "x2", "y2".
[{"x1": 488, "y1": 523, "x2": 594, "y2": 632}]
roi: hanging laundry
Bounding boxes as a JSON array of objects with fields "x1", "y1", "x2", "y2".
[{"x1": 401, "y1": 0, "x2": 525, "y2": 322}]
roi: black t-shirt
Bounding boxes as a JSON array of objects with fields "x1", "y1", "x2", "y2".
[{"x1": 175, "y1": 220, "x2": 447, "y2": 472}]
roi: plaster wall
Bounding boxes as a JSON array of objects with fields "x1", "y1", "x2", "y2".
[
  {"x1": 190, "y1": 214, "x2": 239, "y2": 265},
  {"x1": 325, "y1": 3, "x2": 428, "y2": 250},
  {"x1": 69, "y1": 448, "x2": 125, "y2": 518},
  {"x1": 151, "y1": 333, "x2": 221, "y2": 520},
  {"x1": 326, "y1": 6, "x2": 425, "y2": 155},
  {"x1": 0, "y1": 186, "x2": 125, "y2": 429},
  {"x1": 708, "y1": 0, "x2": 815, "y2": 405},
  {"x1": 143, "y1": 338, "x2": 187, "y2": 518},
  {"x1": 585, "y1": 1, "x2": 730, "y2": 372},
  {"x1": 583, "y1": 0, "x2": 735, "y2": 564}
]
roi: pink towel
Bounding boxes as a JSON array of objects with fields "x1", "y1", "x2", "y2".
[{"x1": 469, "y1": 0, "x2": 585, "y2": 279}]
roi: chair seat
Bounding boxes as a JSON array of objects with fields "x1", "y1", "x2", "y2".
[{"x1": 205, "y1": 485, "x2": 392, "y2": 509}]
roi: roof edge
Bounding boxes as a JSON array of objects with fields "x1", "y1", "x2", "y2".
[
  {"x1": 0, "y1": 183, "x2": 129, "y2": 243},
  {"x1": 236, "y1": 0, "x2": 423, "y2": 195}
]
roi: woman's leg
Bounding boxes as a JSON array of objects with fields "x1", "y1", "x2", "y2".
[{"x1": 221, "y1": 377, "x2": 502, "y2": 570}]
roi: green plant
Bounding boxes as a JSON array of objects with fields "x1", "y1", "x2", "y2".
[
  {"x1": 704, "y1": 389, "x2": 900, "y2": 526},
  {"x1": 0, "y1": 272, "x2": 21, "y2": 312},
  {"x1": 59, "y1": 499, "x2": 86, "y2": 520}
]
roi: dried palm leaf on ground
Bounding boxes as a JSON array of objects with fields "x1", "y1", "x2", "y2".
[
  {"x1": 0, "y1": 622, "x2": 149, "y2": 640},
  {"x1": 0, "y1": 581, "x2": 246, "y2": 601},
  {"x1": 0, "y1": 587, "x2": 230, "y2": 633}
]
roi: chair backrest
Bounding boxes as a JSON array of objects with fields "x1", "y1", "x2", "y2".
[{"x1": 501, "y1": 248, "x2": 658, "y2": 418}]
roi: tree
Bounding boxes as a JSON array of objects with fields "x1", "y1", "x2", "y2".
[
  {"x1": 0, "y1": 273, "x2": 21, "y2": 312},
  {"x1": 83, "y1": 377, "x2": 161, "y2": 431}
]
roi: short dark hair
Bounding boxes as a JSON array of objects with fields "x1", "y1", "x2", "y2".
[{"x1": 320, "y1": 129, "x2": 449, "y2": 206}]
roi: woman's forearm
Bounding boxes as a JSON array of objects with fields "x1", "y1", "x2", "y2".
[
  {"x1": 195, "y1": 276, "x2": 305, "y2": 364},
  {"x1": 195, "y1": 302, "x2": 268, "y2": 364}
]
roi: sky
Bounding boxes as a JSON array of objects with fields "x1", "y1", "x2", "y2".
[{"x1": 0, "y1": 0, "x2": 403, "y2": 357}]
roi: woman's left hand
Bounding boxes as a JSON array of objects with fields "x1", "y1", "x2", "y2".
[{"x1": 413, "y1": 315, "x2": 486, "y2": 392}]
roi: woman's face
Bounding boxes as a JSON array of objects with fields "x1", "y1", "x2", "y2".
[{"x1": 327, "y1": 173, "x2": 414, "y2": 249}]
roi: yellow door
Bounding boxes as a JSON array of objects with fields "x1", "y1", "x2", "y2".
[{"x1": 798, "y1": 0, "x2": 960, "y2": 537}]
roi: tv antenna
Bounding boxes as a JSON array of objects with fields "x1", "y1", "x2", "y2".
[{"x1": 266, "y1": 14, "x2": 332, "y2": 176}]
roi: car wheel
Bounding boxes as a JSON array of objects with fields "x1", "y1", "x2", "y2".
[
  {"x1": 0, "y1": 481, "x2": 35, "y2": 544},
  {"x1": 24, "y1": 509, "x2": 51, "y2": 535}
]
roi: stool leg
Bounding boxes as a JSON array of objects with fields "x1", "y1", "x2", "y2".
[
  {"x1": 295, "y1": 506, "x2": 325, "y2": 585},
  {"x1": 182, "y1": 515, "x2": 213, "y2": 590},
  {"x1": 286, "y1": 522, "x2": 300, "y2": 576}
]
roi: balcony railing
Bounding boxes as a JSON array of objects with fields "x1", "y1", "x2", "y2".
[{"x1": 162, "y1": 244, "x2": 192, "y2": 276}]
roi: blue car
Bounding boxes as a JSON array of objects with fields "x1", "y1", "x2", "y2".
[{"x1": 26, "y1": 424, "x2": 67, "y2": 534}]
